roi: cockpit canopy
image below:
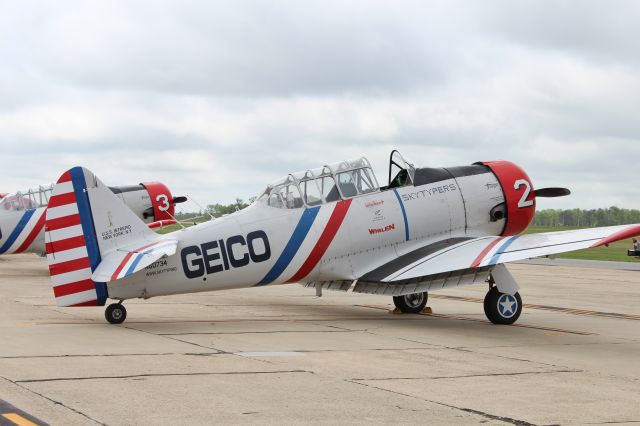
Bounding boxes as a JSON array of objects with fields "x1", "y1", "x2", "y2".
[
  {"x1": 260, "y1": 157, "x2": 379, "y2": 209},
  {"x1": 0, "y1": 185, "x2": 53, "y2": 212}
]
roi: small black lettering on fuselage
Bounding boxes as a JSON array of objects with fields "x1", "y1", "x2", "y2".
[
  {"x1": 181, "y1": 231, "x2": 271, "y2": 279},
  {"x1": 402, "y1": 183, "x2": 457, "y2": 202}
]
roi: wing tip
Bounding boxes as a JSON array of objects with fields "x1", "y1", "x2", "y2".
[{"x1": 591, "y1": 224, "x2": 640, "y2": 248}]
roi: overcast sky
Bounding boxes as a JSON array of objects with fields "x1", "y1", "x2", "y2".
[{"x1": 1, "y1": 0, "x2": 639, "y2": 211}]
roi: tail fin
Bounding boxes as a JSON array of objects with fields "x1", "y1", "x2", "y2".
[{"x1": 45, "y1": 167, "x2": 159, "y2": 307}]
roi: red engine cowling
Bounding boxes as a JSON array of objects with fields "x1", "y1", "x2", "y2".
[
  {"x1": 481, "y1": 161, "x2": 536, "y2": 236},
  {"x1": 141, "y1": 182, "x2": 176, "y2": 222},
  {"x1": 109, "y1": 182, "x2": 176, "y2": 223}
]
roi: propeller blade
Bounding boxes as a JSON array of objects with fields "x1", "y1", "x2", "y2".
[
  {"x1": 534, "y1": 187, "x2": 571, "y2": 198},
  {"x1": 173, "y1": 196, "x2": 188, "y2": 204}
]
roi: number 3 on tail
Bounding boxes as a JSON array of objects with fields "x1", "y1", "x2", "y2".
[{"x1": 514, "y1": 179, "x2": 534, "y2": 208}]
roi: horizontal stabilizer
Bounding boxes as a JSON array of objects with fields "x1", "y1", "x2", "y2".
[{"x1": 92, "y1": 238, "x2": 178, "y2": 282}]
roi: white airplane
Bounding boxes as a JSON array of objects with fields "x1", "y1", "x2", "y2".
[
  {"x1": 0, "y1": 182, "x2": 184, "y2": 256},
  {"x1": 42, "y1": 151, "x2": 640, "y2": 324}
]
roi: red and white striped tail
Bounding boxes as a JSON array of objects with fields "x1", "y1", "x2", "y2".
[{"x1": 45, "y1": 168, "x2": 107, "y2": 307}]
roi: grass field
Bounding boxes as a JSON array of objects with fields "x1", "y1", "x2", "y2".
[
  {"x1": 155, "y1": 224, "x2": 188, "y2": 234},
  {"x1": 155, "y1": 218, "x2": 206, "y2": 234},
  {"x1": 526, "y1": 226, "x2": 639, "y2": 263}
]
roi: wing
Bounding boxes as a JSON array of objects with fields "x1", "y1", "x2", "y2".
[
  {"x1": 306, "y1": 224, "x2": 640, "y2": 297},
  {"x1": 91, "y1": 237, "x2": 179, "y2": 282},
  {"x1": 369, "y1": 224, "x2": 640, "y2": 282}
]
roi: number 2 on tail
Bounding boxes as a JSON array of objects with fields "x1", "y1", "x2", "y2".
[{"x1": 514, "y1": 179, "x2": 534, "y2": 208}]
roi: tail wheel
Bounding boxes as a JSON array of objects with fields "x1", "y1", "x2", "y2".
[
  {"x1": 393, "y1": 292, "x2": 428, "y2": 314},
  {"x1": 483, "y1": 287, "x2": 522, "y2": 325},
  {"x1": 105, "y1": 303, "x2": 127, "y2": 324}
]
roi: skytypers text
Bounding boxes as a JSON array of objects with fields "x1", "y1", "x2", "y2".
[{"x1": 402, "y1": 184, "x2": 457, "y2": 201}]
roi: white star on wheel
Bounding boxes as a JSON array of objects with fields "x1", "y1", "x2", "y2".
[{"x1": 499, "y1": 297, "x2": 516, "y2": 315}]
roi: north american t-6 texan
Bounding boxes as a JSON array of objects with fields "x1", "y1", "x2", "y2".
[
  {"x1": 0, "y1": 182, "x2": 184, "y2": 256},
  {"x1": 42, "y1": 151, "x2": 640, "y2": 324}
]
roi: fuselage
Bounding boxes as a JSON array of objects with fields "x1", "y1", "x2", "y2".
[
  {"x1": 108, "y1": 166, "x2": 514, "y2": 300},
  {"x1": 0, "y1": 207, "x2": 47, "y2": 255}
]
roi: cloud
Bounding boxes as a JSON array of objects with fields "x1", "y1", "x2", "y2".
[{"x1": 0, "y1": 0, "x2": 639, "y2": 211}]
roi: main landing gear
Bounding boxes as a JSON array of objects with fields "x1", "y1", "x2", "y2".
[
  {"x1": 393, "y1": 292, "x2": 428, "y2": 313},
  {"x1": 483, "y1": 286, "x2": 522, "y2": 325},
  {"x1": 391, "y1": 266, "x2": 523, "y2": 324},
  {"x1": 480, "y1": 264, "x2": 523, "y2": 325},
  {"x1": 105, "y1": 302, "x2": 127, "y2": 324}
]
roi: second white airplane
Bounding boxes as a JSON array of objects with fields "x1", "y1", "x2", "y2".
[{"x1": 1, "y1": 182, "x2": 184, "y2": 256}]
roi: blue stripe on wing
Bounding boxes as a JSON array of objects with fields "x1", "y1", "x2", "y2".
[{"x1": 488, "y1": 236, "x2": 520, "y2": 265}]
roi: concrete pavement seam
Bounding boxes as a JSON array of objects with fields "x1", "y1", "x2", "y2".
[
  {"x1": 0, "y1": 375, "x2": 105, "y2": 426},
  {"x1": 14, "y1": 370, "x2": 313, "y2": 384},
  {"x1": 347, "y1": 379, "x2": 538, "y2": 426}
]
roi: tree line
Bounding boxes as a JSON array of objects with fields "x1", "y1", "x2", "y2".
[
  {"x1": 533, "y1": 207, "x2": 640, "y2": 227},
  {"x1": 174, "y1": 198, "x2": 256, "y2": 224},
  {"x1": 206, "y1": 197, "x2": 256, "y2": 217}
]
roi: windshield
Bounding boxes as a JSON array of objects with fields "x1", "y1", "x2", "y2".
[
  {"x1": 0, "y1": 186, "x2": 52, "y2": 211},
  {"x1": 388, "y1": 150, "x2": 416, "y2": 186},
  {"x1": 260, "y1": 156, "x2": 379, "y2": 208}
]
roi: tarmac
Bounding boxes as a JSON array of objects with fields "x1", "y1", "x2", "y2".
[
  {"x1": 0, "y1": 254, "x2": 639, "y2": 426},
  {"x1": 518, "y1": 257, "x2": 640, "y2": 271}
]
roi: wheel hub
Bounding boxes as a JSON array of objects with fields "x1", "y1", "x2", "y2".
[
  {"x1": 405, "y1": 293, "x2": 424, "y2": 308},
  {"x1": 497, "y1": 294, "x2": 518, "y2": 319}
]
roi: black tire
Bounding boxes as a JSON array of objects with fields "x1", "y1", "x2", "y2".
[
  {"x1": 483, "y1": 287, "x2": 522, "y2": 325},
  {"x1": 393, "y1": 292, "x2": 428, "y2": 314},
  {"x1": 105, "y1": 303, "x2": 127, "y2": 324}
]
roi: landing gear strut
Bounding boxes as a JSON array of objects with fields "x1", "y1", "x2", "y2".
[
  {"x1": 105, "y1": 302, "x2": 127, "y2": 324},
  {"x1": 393, "y1": 292, "x2": 428, "y2": 313},
  {"x1": 483, "y1": 286, "x2": 522, "y2": 325}
]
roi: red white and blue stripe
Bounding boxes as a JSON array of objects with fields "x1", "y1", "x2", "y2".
[
  {"x1": 470, "y1": 236, "x2": 520, "y2": 268},
  {"x1": 45, "y1": 168, "x2": 107, "y2": 307},
  {"x1": 0, "y1": 208, "x2": 46, "y2": 254},
  {"x1": 110, "y1": 240, "x2": 178, "y2": 281},
  {"x1": 258, "y1": 199, "x2": 352, "y2": 285}
]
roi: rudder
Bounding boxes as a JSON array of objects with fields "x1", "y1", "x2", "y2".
[
  {"x1": 45, "y1": 167, "x2": 158, "y2": 307},
  {"x1": 45, "y1": 168, "x2": 106, "y2": 307}
]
